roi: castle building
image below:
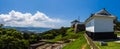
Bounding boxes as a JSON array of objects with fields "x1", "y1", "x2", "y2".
[
  {"x1": 71, "y1": 20, "x2": 85, "y2": 33},
  {"x1": 85, "y1": 8, "x2": 117, "y2": 39}
]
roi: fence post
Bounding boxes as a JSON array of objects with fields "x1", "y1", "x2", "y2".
[{"x1": 84, "y1": 33, "x2": 99, "y2": 49}]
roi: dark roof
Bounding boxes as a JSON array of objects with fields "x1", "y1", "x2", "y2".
[
  {"x1": 85, "y1": 8, "x2": 114, "y2": 23},
  {"x1": 95, "y1": 8, "x2": 111, "y2": 16},
  {"x1": 71, "y1": 20, "x2": 80, "y2": 23}
]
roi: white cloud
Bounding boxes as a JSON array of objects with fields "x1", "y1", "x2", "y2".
[{"x1": 0, "y1": 10, "x2": 61, "y2": 28}]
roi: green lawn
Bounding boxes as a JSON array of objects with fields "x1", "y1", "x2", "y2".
[
  {"x1": 47, "y1": 28, "x2": 91, "y2": 49},
  {"x1": 85, "y1": 43, "x2": 91, "y2": 49},
  {"x1": 62, "y1": 33, "x2": 90, "y2": 49},
  {"x1": 93, "y1": 32, "x2": 120, "y2": 49},
  {"x1": 95, "y1": 42, "x2": 120, "y2": 49}
]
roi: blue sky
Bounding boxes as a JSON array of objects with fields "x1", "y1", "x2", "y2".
[{"x1": 0, "y1": 0, "x2": 120, "y2": 28}]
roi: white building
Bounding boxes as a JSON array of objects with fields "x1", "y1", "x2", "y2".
[{"x1": 85, "y1": 8, "x2": 117, "y2": 39}]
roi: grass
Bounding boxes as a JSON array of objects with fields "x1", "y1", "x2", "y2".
[
  {"x1": 95, "y1": 41, "x2": 120, "y2": 49},
  {"x1": 62, "y1": 37, "x2": 85, "y2": 49},
  {"x1": 47, "y1": 28, "x2": 91, "y2": 49},
  {"x1": 62, "y1": 32, "x2": 90, "y2": 49},
  {"x1": 116, "y1": 32, "x2": 120, "y2": 36},
  {"x1": 85, "y1": 43, "x2": 91, "y2": 49},
  {"x1": 47, "y1": 28, "x2": 77, "y2": 42},
  {"x1": 93, "y1": 32, "x2": 120, "y2": 49},
  {"x1": 47, "y1": 35, "x2": 63, "y2": 42}
]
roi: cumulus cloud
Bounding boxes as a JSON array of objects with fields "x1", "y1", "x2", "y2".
[{"x1": 0, "y1": 10, "x2": 61, "y2": 28}]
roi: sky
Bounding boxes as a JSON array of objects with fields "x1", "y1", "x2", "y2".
[{"x1": 0, "y1": 0, "x2": 120, "y2": 28}]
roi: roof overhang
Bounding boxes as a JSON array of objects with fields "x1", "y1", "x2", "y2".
[{"x1": 85, "y1": 15, "x2": 116, "y2": 24}]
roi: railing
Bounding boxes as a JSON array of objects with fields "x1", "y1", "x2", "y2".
[{"x1": 84, "y1": 33, "x2": 99, "y2": 49}]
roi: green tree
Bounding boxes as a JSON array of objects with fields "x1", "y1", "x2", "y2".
[
  {"x1": 114, "y1": 21, "x2": 120, "y2": 31},
  {"x1": 0, "y1": 24, "x2": 3, "y2": 28},
  {"x1": 0, "y1": 35, "x2": 29, "y2": 49},
  {"x1": 0, "y1": 28, "x2": 30, "y2": 49}
]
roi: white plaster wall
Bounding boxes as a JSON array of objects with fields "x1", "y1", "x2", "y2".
[
  {"x1": 86, "y1": 19, "x2": 95, "y2": 32},
  {"x1": 94, "y1": 17, "x2": 114, "y2": 33}
]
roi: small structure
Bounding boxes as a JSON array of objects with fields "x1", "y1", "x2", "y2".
[
  {"x1": 71, "y1": 20, "x2": 80, "y2": 28},
  {"x1": 100, "y1": 41, "x2": 108, "y2": 46},
  {"x1": 85, "y1": 8, "x2": 117, "y2": 39},
  {"x1": 71, "y1": 20, "x2": 85, "y2": 33}
]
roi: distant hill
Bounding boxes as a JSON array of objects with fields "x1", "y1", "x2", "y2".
[{"x1": 3, "y1": 26, "x2": 52, "y2": 33}]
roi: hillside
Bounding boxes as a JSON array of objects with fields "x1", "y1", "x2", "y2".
[
  {"x1": 0, "y1": 24, "x2": 90, "y2": 49},
  {"x1": 40, "y1": 27, "x2": 90, "y2": 49}
]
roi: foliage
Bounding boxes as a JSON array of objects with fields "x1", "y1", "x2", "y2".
[
  {"x1": 40, "y1": 27, "x2": 69, "y2": 39},
  {"x1": 0, "y1": 36, "x2": 29, "y2": 49},
  {"x1": 47, "y1": 35, "x2": 63, "y2": 42},
  {"x1": 0, "y1": 24, "x2": 3, "y2": 28},
  {"x1": 0, "y1": 24, "x2": 40, "y2": 49},
  {"x1": 62, "y1": 28, "x2": 83, "y2": 40},
  {"x1": 114, "y1": 21, "x2": 120, "y2": 31},
  {"x1": 40, "y1": 27, "x2": 85, "y2": 42},
  {"x1": 0, "y1": 28, "x2": 30, "y2": 49},
  {"x1": 42, "y1": 27, "x2": 90, "y2": 49},
  {"x1": 28, "y1": 34, "x2": 40, "y2": 44}
]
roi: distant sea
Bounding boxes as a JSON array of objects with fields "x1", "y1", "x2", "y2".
[{"x1": 3, "y1": 26, "x2": 52, "y2": 33}]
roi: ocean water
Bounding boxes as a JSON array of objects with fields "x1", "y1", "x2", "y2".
[{"x1": 3, "y1": 26, "x2": 52, "y2": 33}]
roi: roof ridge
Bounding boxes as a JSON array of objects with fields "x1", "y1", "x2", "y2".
[{"x1": 95, "y1": 8, "x2": 111, "y2": 15}]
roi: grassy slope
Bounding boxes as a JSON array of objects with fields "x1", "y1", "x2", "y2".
[
  {"x1": 85, "y1": 43, "x2": 91, "y2": 49},
  {"x1": 95, "y1": 42, "x2": 120, "y2": 49},
  {"x1": 62, "y1": 36, "x2": 85, "y2": 49},
  {"x1": 47, "y1": 28, "x2": 90, "y2": 49},
  {"x1": 62, "y1": 29, "x2": 90, "y2": 49},
  {"x1": 47, "y1": 35, "x2": 63, "y2": 42},
  {"x1": 94, "y1": 32, "x2": 120, "y2": 49}
]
